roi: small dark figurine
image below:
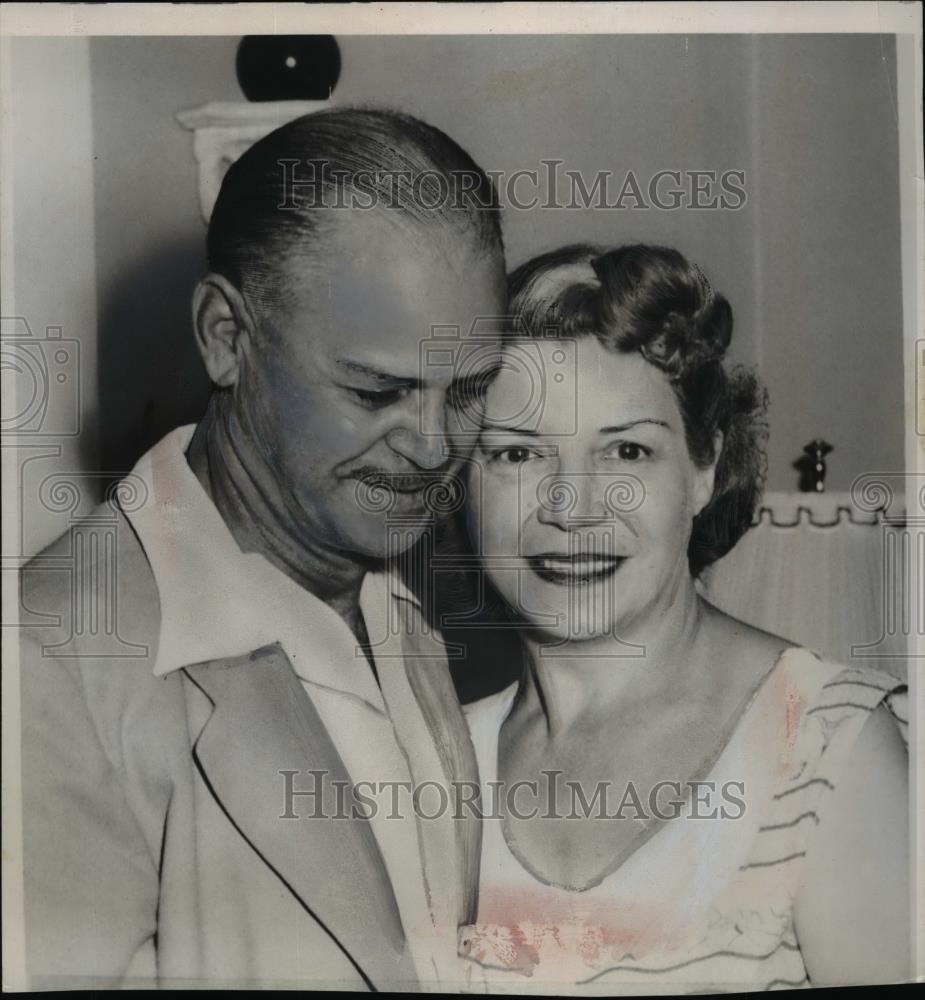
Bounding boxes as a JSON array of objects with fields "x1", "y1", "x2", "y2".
[
  {"x1": 793, "y1": 439, "x2": 833, "y2": 492},
  {"x1": 236, "y1": 35, "x2": 341, "y2": 102}
]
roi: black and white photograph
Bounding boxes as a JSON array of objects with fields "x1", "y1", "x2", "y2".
[{"x1": 2, "y1": 2, "x2": 922, "y2": 992}]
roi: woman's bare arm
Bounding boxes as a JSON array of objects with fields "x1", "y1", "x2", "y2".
[{"x1": 794, "y1": 703, "x2": 910, "y2": 986}]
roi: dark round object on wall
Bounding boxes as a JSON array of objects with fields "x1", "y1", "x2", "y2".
[{"x1": 236, "y1": 35, "x2": 341, "y2": 102}]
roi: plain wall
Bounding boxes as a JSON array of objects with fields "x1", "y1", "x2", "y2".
[
  {"x1": 7, "y1": 38, "x2": 99, "y2": 558},
  {"x1": 86, "y1": 33, "x2": 903, "y2": 490}
]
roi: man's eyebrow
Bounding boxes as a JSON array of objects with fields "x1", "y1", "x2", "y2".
[
  {"x1": 599, "y1": 419, "x2": 672, "y2": 433},
  {"x1": 335, "y1": 359, "x2": 421, "y2": 386}
]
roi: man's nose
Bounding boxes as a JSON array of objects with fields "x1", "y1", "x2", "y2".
[
  {"x1": 386, "y1": 393, "x2": 449, "y2": 470},
  {"x1": 536, "y1": 473, "x2": 611, "y2": 530}
]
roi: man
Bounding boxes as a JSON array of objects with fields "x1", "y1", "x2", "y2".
[{"x1": 19, "y1": 108, "x2": 506, "y2": 989}]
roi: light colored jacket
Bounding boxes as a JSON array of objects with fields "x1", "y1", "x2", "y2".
[{"x1": 19, "y1": 501, "x2": 480, "y2": 990}]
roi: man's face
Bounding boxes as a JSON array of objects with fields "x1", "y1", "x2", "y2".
[{"x1": 236, "y1": 212, "x2": 507, "y2": 559}]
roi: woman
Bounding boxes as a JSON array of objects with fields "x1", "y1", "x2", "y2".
[{"x1": 453, "y1": 244, "x2": 909, "y2": 992}]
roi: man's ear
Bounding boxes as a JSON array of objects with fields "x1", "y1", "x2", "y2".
[
  {"x1": 191, "y1": 274, "x2": 257, "y2": 387},
  {"x1": 692, "y1": 430, "x2": 724, "y2": 517}
]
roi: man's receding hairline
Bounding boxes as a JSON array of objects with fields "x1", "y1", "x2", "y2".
[
  {"x1": 245, "y1": 207, "x2": 504, "y2": 336},
  {"x1": 267, "y1": 206, "x2": 501, "y2": 289},
  {"x1": 330, "y1": 201, "x2": 496, "y2": 255}
]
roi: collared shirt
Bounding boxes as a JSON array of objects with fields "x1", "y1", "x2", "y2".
[{"x1": 123, "y1": 424, "x2": 443, "y2": 983}]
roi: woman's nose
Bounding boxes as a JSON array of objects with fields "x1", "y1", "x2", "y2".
[{"x1": 536, "y1": 474, "x2": 610, "y2": 529}]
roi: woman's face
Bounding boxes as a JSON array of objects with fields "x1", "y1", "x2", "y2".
[{"x1": 467, "y1": 337, "x2": 717, "y2": 643}]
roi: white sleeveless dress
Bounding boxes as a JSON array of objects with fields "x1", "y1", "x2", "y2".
[{"x1": 456, "y1": 648, "x2": 908, "y2": 993}]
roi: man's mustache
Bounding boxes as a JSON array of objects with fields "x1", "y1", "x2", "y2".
[{"x1": 351, "y1": 466, "x2": 459, "y2": 495}]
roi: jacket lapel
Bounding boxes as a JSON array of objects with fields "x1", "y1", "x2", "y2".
[{"x1": 183, "y1": 642, "x2": 416, "y2": 990}]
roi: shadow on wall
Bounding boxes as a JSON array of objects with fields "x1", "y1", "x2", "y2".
[{"x1": 97, "y1": 236, "x2": 211, "y2": 480}]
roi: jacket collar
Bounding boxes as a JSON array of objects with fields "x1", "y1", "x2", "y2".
[{"x1": 122, "y1": 425, "x2": 424, "y2": 706}]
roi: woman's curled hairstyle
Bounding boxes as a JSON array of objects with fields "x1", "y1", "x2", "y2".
[{"x1": 507, "y1": 243, "x2": 769, "y2": 576}]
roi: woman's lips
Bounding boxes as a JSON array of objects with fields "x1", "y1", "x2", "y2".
[{"x1": 526, "y1": 554, "x2": 627, "y2": 584}]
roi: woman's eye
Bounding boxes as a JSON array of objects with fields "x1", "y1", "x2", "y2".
[
  {"x1": 490, "y1": 446, "x2": 535, "y2": 465},
  {"x1": 349, "y1": 387, "x2": 407, "y2": 409},
  {"x1": 610, "y1": 441, "x2": 651, "y2": 462}
]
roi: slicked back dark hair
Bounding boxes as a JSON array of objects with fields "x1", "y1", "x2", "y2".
[
  {"x1": 207, "y1": 106, "x2": 504, "y2": 316},
  {"x1": 507, "y1": 243, "x2": 769, "y2": 577}
]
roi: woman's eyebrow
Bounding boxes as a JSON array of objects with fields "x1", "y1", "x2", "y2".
[{"x1": 599, "y1": 418, "x2": 672, "y2": 434}]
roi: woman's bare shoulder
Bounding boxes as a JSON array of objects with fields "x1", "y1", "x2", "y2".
[{"x1": 699, "y1": 599, "x2": 798, "y2": 673}]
